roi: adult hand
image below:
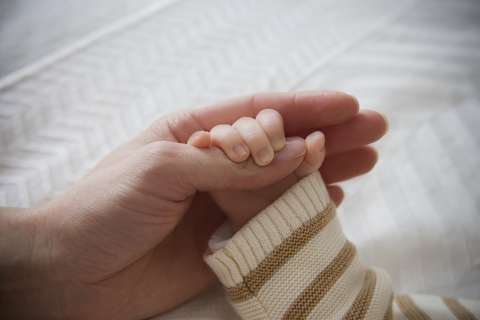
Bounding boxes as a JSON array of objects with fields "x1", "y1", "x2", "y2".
[{"x1": 0, "y1": 91, "x2": 388, "y2": 319}]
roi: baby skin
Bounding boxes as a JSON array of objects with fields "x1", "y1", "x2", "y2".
[{"x1": 188, "y1": 109, "x2": 325, "y2": 232}]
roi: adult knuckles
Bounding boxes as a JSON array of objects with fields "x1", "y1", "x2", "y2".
[
  {"x1": 133, "y1": 141, "x2": 200, "y2": 197},
  {"x1": 139, "y1": 141, "x2": 183, "y2": 165}
]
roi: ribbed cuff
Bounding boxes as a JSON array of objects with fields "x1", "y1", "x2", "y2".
[{"x1": 204, "y1": 171, "x2": 330, "y2": 287}]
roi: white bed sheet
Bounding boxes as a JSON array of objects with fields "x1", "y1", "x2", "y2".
[{"x1": 1, "y1": 0, "x2": 479, "y2": 318}]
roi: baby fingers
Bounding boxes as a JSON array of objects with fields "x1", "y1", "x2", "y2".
[
  {"x1": 210, "y1": 125, "x2": 250, "y2": 162},
  {"x1": 233, "y1": 117, "x2": 275, "y2": 166},
  {"x1": 255, "y1": 109, "x2": 285, "y2": 152},
  {"x1": 189, "y1": 109, "x2": 287, "y2": 166}
]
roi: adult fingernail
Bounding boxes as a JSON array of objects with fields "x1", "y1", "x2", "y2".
[
  {"x1": 274, "y1": 137, "x2": 306, "y2": 161},
  {"x1": 380, "y1": 112, "x2": 389, "y2": 135},
  {"x1": 234, "y1": 144, "x2": 247, "y2": 158},
  {"x1": 257, "y1": 148, "x2": 271, "y2": 165},
  {"x1": 272, "y1": 136, "x2": 284, "y2": 151}
]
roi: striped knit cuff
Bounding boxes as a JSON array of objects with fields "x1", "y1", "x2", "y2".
[
  {"x1": 205, "y1": 171, "x2": 395, "y2": 320},
  {"x1": 204, "y1": 171, "x2": 330, "y2": 287}
]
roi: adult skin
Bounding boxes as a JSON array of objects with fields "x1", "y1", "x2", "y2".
[{"x1": 0, "y1": 91, "x2": 388, "y2": 319}]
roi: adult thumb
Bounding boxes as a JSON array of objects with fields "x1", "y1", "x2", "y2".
[
  {"x1": 143, "y1": 137, "x2": 307, "y2": 199},
  {"x1": 46, "y1": 137, "x2": 306, "y2": 266}
]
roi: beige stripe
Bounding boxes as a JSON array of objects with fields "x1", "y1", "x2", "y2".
[
  {"x1": 258, "y1": 216, "x2": 351, "y2": 319},
  {"x1": 281, "y1": 241, "x2": 357, "y2": 320},
  {"x1": 443, "y1": 297, "x2": 477, "y2": 320},
  {"x1": 362, "y1": 268, "x2": 395, "y2": 320},
  {"x1": 226, "y1": 202, "x2": 336, "y2": 303},
  {"x1": 454, "y1": 299, "x2": 480, "y2": 319},
  {"x1": 407, "y1": 295, "x2": 457, "y2": 320},
  {"x1": 305, "y1": 254, "x2": 364, "y2": 320},
  {"x1": 393, "y1": 298, "x2": 410, "y2": 320},
  {"x1": 395, "y1": 295, "x2": 432, "y2": 320},
  {"x1": 225, "y1": 282, "x2": 254, "y2": 304},
  {"x1": 384, "y1": 294, "x2": 394, "y2": 320},
  {"x1": 342, "y1": 269, "x2": 377, "y2": 320},
  {"x1": 227, "y1": 296, "x2": 271, "y2": 320}
]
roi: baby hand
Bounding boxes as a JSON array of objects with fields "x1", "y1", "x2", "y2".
[
  {"x1": 188, "y1": 109, "x2": 325, "y2": 232},
  {"x1": 188, "y1": 109, "x2": 286, "y2": 166}
]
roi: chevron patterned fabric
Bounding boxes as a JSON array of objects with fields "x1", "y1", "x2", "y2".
[{"x1": 1, "y1": 0, "x2": 479, "y2": 318}]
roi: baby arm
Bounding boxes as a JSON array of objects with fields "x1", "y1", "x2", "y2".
[{"x1": 188, "y1": 109, "x2": 326, "y2": 232}]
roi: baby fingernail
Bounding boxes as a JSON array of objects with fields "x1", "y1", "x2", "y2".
[
  {"x1": 257, "y1": 148, "x2": 271, "y2": 165},
  {"x1": 234, "y1": 144, "x2": 247, "y2": 158},
  {"x1": 272, "y1": 136, "x2": 284, "y2": 151}
]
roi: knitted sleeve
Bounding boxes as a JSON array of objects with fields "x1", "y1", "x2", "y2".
[{"x1": 204, "y1": 172, "x2": 480, "y2": 320}]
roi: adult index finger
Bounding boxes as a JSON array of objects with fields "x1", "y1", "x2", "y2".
[{"x1": 146, "y1": 90, "x2": 359, "y2": 144}]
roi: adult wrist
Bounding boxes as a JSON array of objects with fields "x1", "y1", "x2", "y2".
[{"x1": 0, "y1": 205, "x2": 65, "y2": 319}]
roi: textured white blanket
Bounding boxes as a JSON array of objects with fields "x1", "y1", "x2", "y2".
[{"x1": 1, "y1": 0, "x2": 479, "y2": 318}]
